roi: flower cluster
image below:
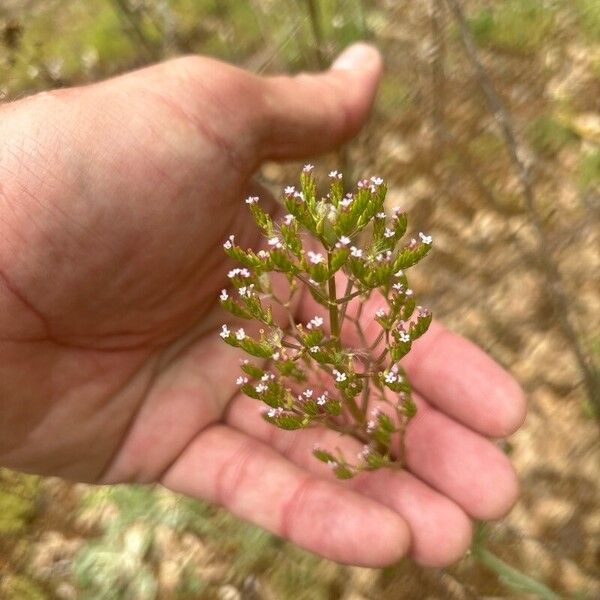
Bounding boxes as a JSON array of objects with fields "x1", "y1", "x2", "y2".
[{"x1": 219, "y1": 168, "x2": 432, "y2": 478}]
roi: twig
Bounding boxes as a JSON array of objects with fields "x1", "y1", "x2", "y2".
[{"x1": 445, "y1": 0, "x2": 600, "y2": 414}]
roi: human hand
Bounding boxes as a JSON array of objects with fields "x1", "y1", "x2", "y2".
[{"x1": 0, "y1": 44, "x2": 525, "y2": 567}]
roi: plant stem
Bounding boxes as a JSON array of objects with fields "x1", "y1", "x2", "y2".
[
  {"x1": 327, "y1": 252, "x2": 341, "y2": 348},
  {"x1": 473, "y1": 547, "x2": 561, "y2": 600}
]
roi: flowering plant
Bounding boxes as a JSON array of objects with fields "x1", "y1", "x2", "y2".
[{"x1": 219, "y1": 167, "x2": 432, "y2": 479}]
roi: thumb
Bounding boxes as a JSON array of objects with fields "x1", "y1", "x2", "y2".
[{"x1": 257, "y1": 43, "x2": 383, "y2": 160}]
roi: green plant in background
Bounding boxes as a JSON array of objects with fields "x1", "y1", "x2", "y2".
[
  {"x1": 467, "y1": 0, "x2": 556, "y2": 55},
  {"x1": 0, "y1": 469, "x2": 39, "y2": 534},
  {"x1": 220, "y1": 168, "x2": 432, "y2": 478},
  {"x1": 527, "y1": 115, "x2": 578, "y2": 157},
  {"x1": 578, "y1": 148, "x2": 600, "y2": 190},
  {"x1": 573, "y1": 0, "x2": 600, "y2": 42}
]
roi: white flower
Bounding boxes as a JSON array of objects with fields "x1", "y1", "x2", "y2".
[
  {"x1": 219, "y1": 289, "x2": 228, "y2": 301},
  {"x1": 357, "y1": 178, "x2": 369, "y2": 189},
  {"x1": 236, "y1": 376, "x2": 248, "y2": 385},
  {"x1": 309, "y1": 346, "x2": 320, "y2": 353},
  {"x1": 367, "y1": 419, "x2": 376, "y2": 432},
  {"x1": 261, "y1": 372, "x2": 275, "y2": 382},
  {"x1": 333, "y1": 369, "x2": 347, "y2": 383},
  {"x1": 307, "y1": 251, "x2": 324, "y2": 265},
  {"x1": 223, "y1": 234, "x2": 235, "y2": 250},
  {"x1": 370, "y1": 176, "x2": 384, "y2": 186},
  {"x1": 405, "y1": 288, "x2": 413, "y2": 296},
  {"x1": 340, "y1": 195, "x2": 354, "y2": 208},
  {"x1": 271, "y1": 351, "x2": 280, "y2": 361},
  {"x1": 375, "y1": 211, "x2": 386, "y2": 219},
  {"x1": 239, "y1": 286, "x2": 247, "y2": 297},
  {"x1": 338, "y1": 235, "x2": 351, "y2": 246},
  {"x1": 267, "y1": 407, "x2": 284, "y2": 418},
  {"x1": 316, "y1": 393, "x2": 328, "y2": 406},
  {"x1": 303, "y1": 389, "x2": 313, "y2": 398},
  {"x1": 245, "y1": 196, "x2": 259, "y2": 205},
  {"x1": 395, "y1": 269, "x2": 404, "y2": 277},
  {"x1": 393, "y1": 283, "x2": 404, "y2": 291},
  {"x1": 303, "y1": 164, "x2": 314, "y2": 173},
  {"x1": 255, "y1": 383, "x2": 268, "y2": 394},
  {"x1": 392, "y1": 206, "x2": 402, "y2": 216},
  {"x1": 358, "y1": 445, "x2": 371, "y2": 459},
  {"x1": 235, "y1": 328, "x2": 246, "y2": 341},
  {"x1": 283, "y1": 214, "x2": 295, "y2": 225},
  {"x1": 268, "y1": 236, "x2": 282, "y2": 249},
  {"x1": 417, "y1": 305, "x2": 430, "y2": 317},
  {"x1": 328, "y1": 170, "x2": 342, "y2": 179},
  {"x1": 384, "y1": 228, "x2": 395, "y2": 238},
  {"x1": 257, "y1": 250, "x2": 269, "y2": 259},
  {"x1": 284, "y1": 185, "x2": 296, "y2": 195},
  {"x1": 227, "y1": 267, "x2": 251, "y2": 279},
  {"x1": 293, "y1": 191, "x2": 305, "y2": 201},
  {"x1": 327, "y1": 460, "x2": 338, "y2": 469},
  {"x1": 419, "y1": 232, "x2": 432, "y2": 244},
  {"x1": 384, "y1": 371, "x2": 397, "y2": 384},
  {"x1": 220, "y1": 325, "x2": 230, "y2": 339},
  {"x1": 350, "y1": 246, "x2": 363, "y2": 258},
  {"x1": 308, "y1": 315, "x2": 324, "y2": 329},
  {"x1": 375, "y1": 308, "x2": 385, "y2": 318}
]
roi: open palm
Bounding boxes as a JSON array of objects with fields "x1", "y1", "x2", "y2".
[{"x1": 0, "y1": 45, "x2": 525, "y2": 567}]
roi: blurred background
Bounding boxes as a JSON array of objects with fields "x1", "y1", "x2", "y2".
[{"x1": 0, "y1": 1, "x2": 598, "y2": 598}]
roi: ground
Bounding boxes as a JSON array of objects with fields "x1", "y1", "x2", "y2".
[{"x1": 0, "y1": 1, "x2": 598, "y2": 598}]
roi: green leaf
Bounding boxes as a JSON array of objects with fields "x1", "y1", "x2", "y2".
[
  {"x1": 377, "y1": 412, "x2": 396, "y2": 433},
  {"x1": 333, "y1": 463, "x2": 354, "y2": 479},
  {"x1": 365, "y1": 451, "x2": 389, "y2": 468},
  {"x1": 280, "y1": 223, "x2": 302, "y2": 256},
  {"x1": 410, "y1": 311, "x2": 433, "y2": 340},
  {"x1": 390, "y1": 340, "x2": 411, "y2": 361},
  {"x1": 323, "y1": 399, "x2": 342, "y2": 416},
  {"x1": 401, "y1": 297, "x2": 416, "y2": 320},
  {"x1": 238, "y1": 337, "x2": 274, "y2": 359},
  {"x1": 393, "y1": 242, "x2": 432, "y2": 271},
  {"x1": 220, "y1": 297, "x2": 253, "y2": 320},
  {"x1": 402, "y1": 395, "x2": 417, "y2": 418},
  {"x1": 240, "y1": 383, "x2": 260, "y2": 399},
  {"x1": 264, "y1": 412, "x2": 308, "y2": 430},
  {"x1": 241, "y1": 362, "x2": 264, "y2": 378},
  {"x1": 330, "y1": 248, "x2": 349, "y2": 274},
  {"x1": 249, "y1": 203, "x2": 273, "y2": 236},
  {"x1": 224, "y1": 246, "x2": 262, "y2": 268},
  {"x1": 313, "y1": 448, "x2": 336, "y2": 463},
  {"x1": 270, "y1": 249, "x2": 297, "y2": 273},
  {"x1": 275, "y1": 359, "x2": 306, "y2": 381}
]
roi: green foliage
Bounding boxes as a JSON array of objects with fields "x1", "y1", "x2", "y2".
[
  {"x1": 573, "y1": 0, "x2": 600, "y2": 42},
  {"x1": 0, "y1": 469, "x2": 40, "y2": 534},
  {"x1": 527, "y1": 115, "x2": 577, "y2": 156},
  {"x1": 578, "y1": 149, "x2": 600, "y2": 190},
  {"x1": 468, "y1": 0, "x2": 556, "y2": 55},
  {"x1": 0, "y1": 575, "x2": 47, "y2": 600}
]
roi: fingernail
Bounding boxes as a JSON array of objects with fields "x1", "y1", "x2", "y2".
[{"x1": 332, "y1": 42, "x2": 380, "y2": 71}]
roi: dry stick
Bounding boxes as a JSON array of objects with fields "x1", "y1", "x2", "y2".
[
  {"x1": 305, "y1": 0, "x2": 352, "y2": 180},
  {"x1": 445, "y1": 0, "x2": 600, "y2": 412}
]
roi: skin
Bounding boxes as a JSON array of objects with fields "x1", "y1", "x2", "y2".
[{"x1": 0, "y1": 43, "x2": 526, "y2": 567}]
